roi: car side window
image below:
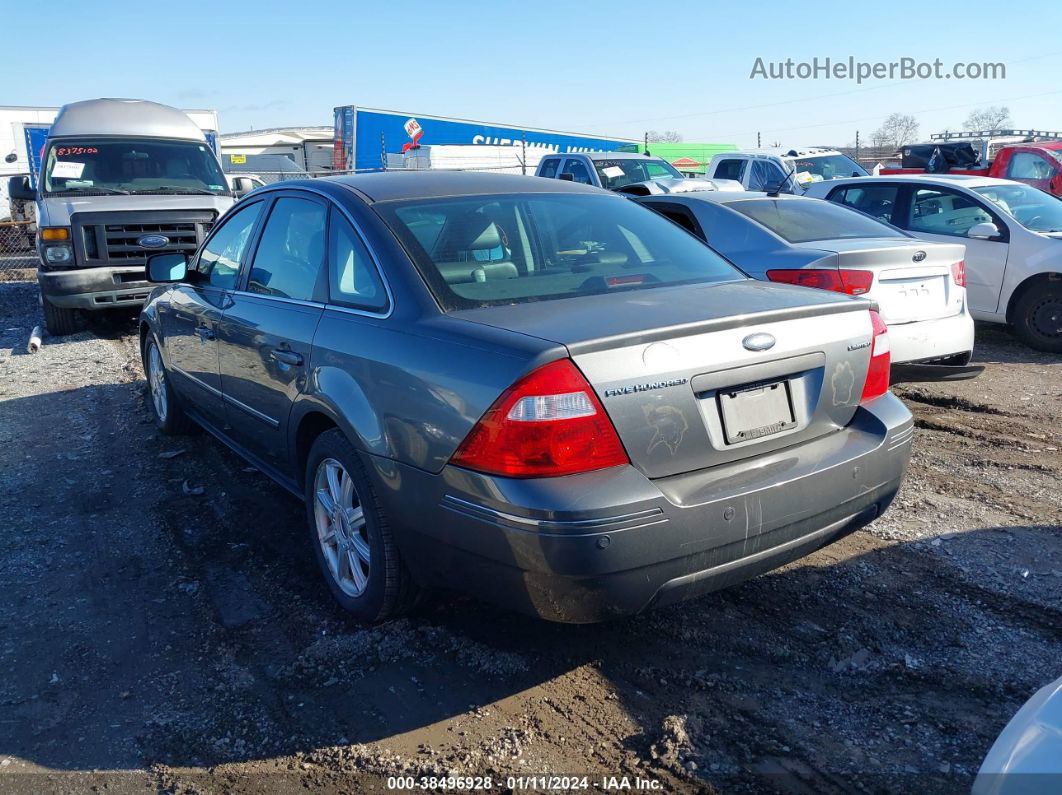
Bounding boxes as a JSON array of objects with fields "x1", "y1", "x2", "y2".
[
  {"x1": 748, "y1": 160, "x2": 787, "y2": 191},
  {"x1": 195, "y1": 201, "x2": 263, "y2": 289},
  {"x1": 713, "y1": 159, "x2": 747, "y2": 182},
  {"x1": 328, "y1": 209, "x2": 388, "y2": 312},
  {"x1": 907, "y1": 188, "x2": 995, "y2": 238},
  {"x1": 539, "y1": 158, "x2": 560, "y2": 179},
  {"x1": 832, "y1": 184, "x2": 900, "y2": 224},
  {"x1": 247, "y1": 196, "x2": 327, "y2": 300},
  {"x1": 563, "y1": 158, "x2": 593, "y2": 185},
  {"x1": 1007, "y1": 152, "x2": 1055, "y2": 181}
]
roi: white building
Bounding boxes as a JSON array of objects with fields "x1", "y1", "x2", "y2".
[{"x1": 219, "y1": 127, "x2": 334, "y2": 174}]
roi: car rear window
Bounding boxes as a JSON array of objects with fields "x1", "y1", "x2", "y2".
[
  {"x1": 375, "y1": 193, "x2": 743, "y2": 309},
  {"x1": 726, "y1": 198, "x2": 905, "y2": 243}
]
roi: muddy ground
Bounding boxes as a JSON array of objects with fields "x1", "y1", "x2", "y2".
[{"x1": 0, "y1": 280, "x2": 1059, "y2": 794}]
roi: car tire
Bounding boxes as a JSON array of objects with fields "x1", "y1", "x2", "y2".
[
  {"x1": 304, "y1": 429, "x2": 419, "y2": 623},
  {"x1": 1012, "y1": 281, "x2": 1062, "y2": 353},
  {"x1": 143, "y1": 336, "x2": 193, "y2": 434},
  {"x1": 42, "y1": 296, "x2": 81, "y2": 337}
]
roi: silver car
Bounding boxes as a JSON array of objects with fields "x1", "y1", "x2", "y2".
[
  {"x1": 636, "y1": 191, "x2": 980, "y2": 380},
  {"x1": 139, "y1": 172, "x2": 912, "y2": 623}
]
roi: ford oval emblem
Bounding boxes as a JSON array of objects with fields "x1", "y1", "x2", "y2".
[
  {"x1": 912, "y1": 250, "x2": 927, "y2": 262},
  {"x1": 138, "y1": 234, "x2": 170, "y2": 249},
  {"x1": 743, "y1": 332, "x2": 776, "y2": 352}
]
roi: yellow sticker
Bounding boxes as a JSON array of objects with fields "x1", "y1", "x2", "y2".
[{"x1": 230, "y1": 154, "x2": 247, "y2": 164}]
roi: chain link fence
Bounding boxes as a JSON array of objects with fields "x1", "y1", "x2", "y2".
[{"x1": 0, "y1": 175, "x2": 37, "y2": 283}]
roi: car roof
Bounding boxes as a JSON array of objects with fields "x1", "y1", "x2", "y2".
[
  {"x1": 714, "y1": 148, "x2": 842, "y2": 159},
  {"x1": 816, "y1": 174, "x2": 1015, "y2": 189},
  {"x1": 644, "y1": 190, "x2": 810, "y2": 205},
  {"x1": 281, "y1": 171, "x2": 615, "y2": 203}
]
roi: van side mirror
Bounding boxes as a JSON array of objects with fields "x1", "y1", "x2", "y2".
[
  {"x1": 7, "y1": 175, "x2": 35, "y2": 201},
  {"x1": 147, "y1": 253, "x2": 189, "y2": 283},
  {"x1": 558, "y1": 173, "x2": 575, "y2": 182},
  {"x1": 968, "y1": 222, "x2": 1001, "y2": 240}
]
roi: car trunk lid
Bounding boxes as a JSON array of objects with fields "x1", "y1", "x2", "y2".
[
  {"x1": 791, "y1": 239, "x2": 965, "y2": 325},
  {"x1": 450, "y1": 280, "x2": 877, "y2": 479}
]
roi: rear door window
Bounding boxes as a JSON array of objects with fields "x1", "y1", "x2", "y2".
[{"x1": 830, "y1": 184, "x2": 901, "y2": 225}]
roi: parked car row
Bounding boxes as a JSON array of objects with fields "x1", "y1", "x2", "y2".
[{"x1": 536, "y1": 149, "x2": 1062, "y2": 354}]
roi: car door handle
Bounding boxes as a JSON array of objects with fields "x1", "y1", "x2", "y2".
[
  {"x1": 194, "y1": 325, "x2": 216, "y2": 341},
  {"x1": 269, "y1": 349, "x2": 303, "y2": 367}
]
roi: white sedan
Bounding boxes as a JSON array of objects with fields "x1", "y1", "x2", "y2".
[{"x1": 805, "y1": 175, "x2": 1062, "y2": 352}]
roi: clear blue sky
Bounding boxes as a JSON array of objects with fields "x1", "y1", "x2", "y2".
[{"x1": 5, "y1": 0, "x2": 1061, "y2": 146}]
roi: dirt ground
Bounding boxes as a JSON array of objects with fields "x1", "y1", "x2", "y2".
[{"x1": 0, "y1": 280, "x2": 1059, "y2": 794}]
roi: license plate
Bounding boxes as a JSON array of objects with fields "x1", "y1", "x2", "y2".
[{"x1": 718, "y1": 380, "x2": 796, "y2": 444}]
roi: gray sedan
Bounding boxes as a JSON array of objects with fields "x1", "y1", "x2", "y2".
[{"x1": 139, "y1": 172, "x2": 912, "y2": 623}]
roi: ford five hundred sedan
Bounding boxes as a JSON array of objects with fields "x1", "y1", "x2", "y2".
[{"x1": 139, "y1": 172, "x2": 913, "y2": 623}]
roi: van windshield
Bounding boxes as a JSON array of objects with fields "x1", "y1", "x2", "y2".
[
  {"x1": 377, "y1": 193, "x2": 743, "y2": 309},
  {"x1": 42, "y1": 138, "x2": 230, "y2": 197}
]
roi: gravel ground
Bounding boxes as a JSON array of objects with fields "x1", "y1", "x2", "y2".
[{"x1": 0, "y1": 280, "x2": 1059, "y2": 794}]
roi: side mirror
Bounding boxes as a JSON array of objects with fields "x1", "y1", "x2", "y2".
[
  {"x1": 968, "y1": 222, "x2": 1001, "y2": 240},
  {"x1": 7, "y1": 175, "x2": 35, "y2": 201},
  {"x1": 231, "y1": 176, "x2": 256, "y2": 197},
  {"x1": 558, "y1": 173, "x2": 575, "y2": 182},
  {"x1": 147, "y1": 253, "x2": 189, "y2": 283}
]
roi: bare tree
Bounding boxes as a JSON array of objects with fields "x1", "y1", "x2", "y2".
[
  {"x1": 962, "y1": 106, "x2": 1013, "y2": 132},
  {"x1": 870, "y1": 113, "x2": 920, "y2": 150},
  {"x1": 646, "y1": 130, "x2": 683, "y2": 143}
]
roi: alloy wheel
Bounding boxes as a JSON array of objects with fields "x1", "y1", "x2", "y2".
[
  {"x1": 313, "y1": 458, "x2": 371, "y2": 597},
  {"x1": 147, "y1": 343, "x2": 168, "y2": 422}
]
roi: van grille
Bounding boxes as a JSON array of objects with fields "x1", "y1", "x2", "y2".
[
  {"x1": 70, "y1": 210, "x2": 216, "y2": 267},
  {"x1": 104, "y1": 221, "x2": 204, "y2": 262}
]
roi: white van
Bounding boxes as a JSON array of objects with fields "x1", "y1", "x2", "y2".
[{"x1": 10, "y1": 99, "x2": 235, "y2": 334}]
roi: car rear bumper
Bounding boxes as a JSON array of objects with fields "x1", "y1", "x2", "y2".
[
  {"x1": 38, "y1": 266, "x2": 153, "y2": 310},
  {"x1": 369, "y1": 392, "x2": 914, "y2": 623},
  {"x1": 887, "y1": 308, "x2": 975, "y2": 365}
]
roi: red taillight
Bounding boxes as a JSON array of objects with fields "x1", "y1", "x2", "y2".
[
  {"x1": 766, "y1": 268, "x2": 874, "y2": 296},
  {"x1": 951, "y1": 260, "x2": 966, "y2": 287},
  {"x1": 451, "y1": 359, "x2": 629, "y2": 478},
  {"x1": 860, "y1": 310, "x2": 891, "y2": 403}
]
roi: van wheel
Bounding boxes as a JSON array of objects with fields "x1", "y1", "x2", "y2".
[
  {"x1": 304, "y1": 429, "x2": 419, "y2": 622},
  {"x1": 143, "y1": 337, "x2": 193, "y2": 434},
  {"x1": 42, "y1": 297, "x2": 81, "y2": 336},
  {"x1": 1012, "y1": 281, "x2": 1062, "y2": 353}
]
